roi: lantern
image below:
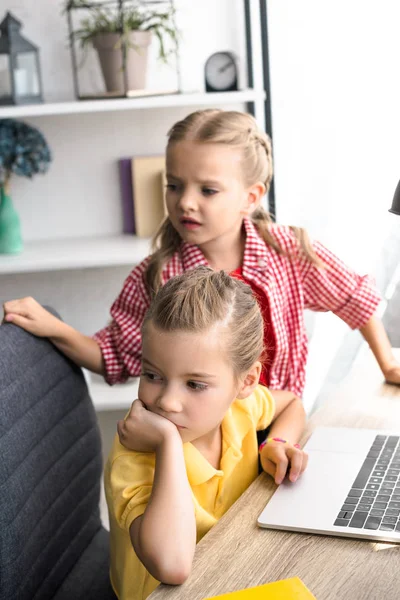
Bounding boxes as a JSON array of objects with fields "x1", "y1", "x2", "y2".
[
  {"x1": 0, "y1": 11, "x2": 43, "y2": 106},
  {"x1": 389, "y1": 180, "x2": 400, "y2": 216}
]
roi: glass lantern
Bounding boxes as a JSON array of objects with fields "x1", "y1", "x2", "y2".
[{"x1": 0, "y1": 11, "x2": 43, "y2": 106}]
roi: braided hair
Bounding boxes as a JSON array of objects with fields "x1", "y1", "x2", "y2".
[{"x1": 145, "y1": 109, "x2": 321, "y2": 296}]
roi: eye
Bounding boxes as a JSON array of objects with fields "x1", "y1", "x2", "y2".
[
  {"x1": 201, "y1": 187, "x2": 218, "y2": 197},
  {"x1": 141, "y1": 371, "x2": 163, "y2": 383},
  {"x1": 187, "y1": 381, "x2": 208, "y2": 391},
  {"x1": 166, "y1": 183, "x2": 179, "y2": 193}
]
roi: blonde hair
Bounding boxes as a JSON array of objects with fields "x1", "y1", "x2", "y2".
[
  {"x1": 143, "y1": 266, "x2": 264, "y2": 377},
  {"x1": 145, "y1": 109, "x2": 320, "y2": 295}
]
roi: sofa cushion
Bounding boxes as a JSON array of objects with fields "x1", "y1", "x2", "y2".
[{"x1": 0, "y1": 322, "x2": 115, "y2": 600}]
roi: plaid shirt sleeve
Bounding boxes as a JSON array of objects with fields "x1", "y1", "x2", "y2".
[
  {"x1": 92, "y1": 258, "x2": 151, "y2": 385},
  {"x1": 298, "y1": 239, "x2": 381, "y2": 329}
]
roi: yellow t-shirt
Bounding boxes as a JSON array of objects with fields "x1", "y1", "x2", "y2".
[{"x1": 104, "y1": 384, "x2": 275, "y2": 600}]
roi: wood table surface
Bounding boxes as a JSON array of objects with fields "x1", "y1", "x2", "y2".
[{"x1": 149, "y1": 347, "x2": 400, "y2": 600}]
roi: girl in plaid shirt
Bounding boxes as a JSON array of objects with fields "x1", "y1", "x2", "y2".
[{"x1": 4, "y1": 109, "x2": 400, "y2": 400}]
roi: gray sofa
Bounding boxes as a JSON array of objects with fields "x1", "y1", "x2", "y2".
[{"x1": 0, "y1": 319, "x2": 116, "y2": 600}]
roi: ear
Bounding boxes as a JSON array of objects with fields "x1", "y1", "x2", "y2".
[
  {"x1": 236, "y1": 361, "x2": 262, "y2": 399},
  {"x1": 241, "y1": 182, "x2": 265, "y2": 216}
]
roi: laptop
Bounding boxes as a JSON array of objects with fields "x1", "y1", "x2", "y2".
[{"x1": 257, "y1": 426, "x2": 400, "y2": 543}]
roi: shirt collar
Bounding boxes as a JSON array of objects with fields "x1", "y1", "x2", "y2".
[
  {"x1": 241, "y1": 217, "x2": 272, "y2": 278},
  {"x1": 183, "y1": 399, "x2": 254, "y2": 486},
  {"x1": 180, "y1": 241, "x2": 209, "y2": 272}
]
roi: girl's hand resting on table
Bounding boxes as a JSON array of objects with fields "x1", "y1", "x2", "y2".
[
  {"x1": 117, "y1": 399, "x2": 180, "y2": 453},
  {"x1": 384, "y1": 363, "x2": 400, "y2": 386},
  {"x1": 3, "y1": 297, "x2": 63, "y2": 337},
  {"x1": 260, "y1": 440, "x2": 308, "y2": 485}
]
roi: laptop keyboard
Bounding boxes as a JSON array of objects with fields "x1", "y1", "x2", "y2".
[{"x1": 334, "y1": 435, "x2": 400, "y2": 532}]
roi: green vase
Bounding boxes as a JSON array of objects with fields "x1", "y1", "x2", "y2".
[{"x1": 0, "y1": 185, "x2": 23, "y2": 254}]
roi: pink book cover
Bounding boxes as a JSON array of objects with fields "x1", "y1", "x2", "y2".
[{"x1": 118, "y1": 158, "x2": 135, "y2": 234}]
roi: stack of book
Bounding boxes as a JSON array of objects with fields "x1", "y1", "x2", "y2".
[{"x1": 119, "y1": 155, "x2": 167, "y2": 238}]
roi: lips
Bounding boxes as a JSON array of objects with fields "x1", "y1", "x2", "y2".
[
  {"x1": 180, "y1": 216, "x2": 201, "y2": 226},
  {"x1": 180, "y1": 216, "x2": 201, "y2": 231}
]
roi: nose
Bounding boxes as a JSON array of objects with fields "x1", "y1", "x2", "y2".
[
  {"x1": 156, "y1": 386, "x2": 182, "y2": 414},
  {"x1": 177, "y1": 189, "x2": 198, "y2": 213}
]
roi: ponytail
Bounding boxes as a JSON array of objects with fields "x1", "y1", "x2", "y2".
[
  {"x1": 145, "y1": 218, "x2": 181, "y2": 297},
  {"x1": 251, "y1": 206, "x2": 323, "y2": 267},
  {"x1": 248, "y1": 129, "x2": 322, "y2": 266}
]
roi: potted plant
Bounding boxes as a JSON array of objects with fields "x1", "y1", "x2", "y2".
[
  {"x1": 65, "y1": 1, "x2": 179, "y2": 94},
  {"x1": 0, "y1": 119, "x2": 52, "y2": 254}
]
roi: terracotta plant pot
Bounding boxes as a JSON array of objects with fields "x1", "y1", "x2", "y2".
[{"x1": 92, "y1": 30, "x2": 152, "y2": 93}]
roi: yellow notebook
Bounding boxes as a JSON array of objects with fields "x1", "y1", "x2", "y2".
[{"x1": 203, "y1": 577, "x2": 316, "y2": 599}]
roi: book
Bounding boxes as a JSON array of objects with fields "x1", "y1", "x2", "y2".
[
  {"x1": 118, "y1": 158, "x2": 136, "y2": 234},
  {"x1": 131, "y1": 155, "x2": 167, "y2": 237},
  {"x1": 126, "y1": 88, "x2": 178, "y2": 98},
  {"x1": 203, "y1": 577, "x2": 316, "y2": 599}
]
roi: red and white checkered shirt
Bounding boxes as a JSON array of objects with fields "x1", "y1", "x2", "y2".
[{"x1": 93, "y1": 218, "x2": 381, "y2": 396}]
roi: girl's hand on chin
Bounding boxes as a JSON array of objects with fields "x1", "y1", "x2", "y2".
[{"x1": 117, "y1": 399, "x2": 179, "y2": 452}]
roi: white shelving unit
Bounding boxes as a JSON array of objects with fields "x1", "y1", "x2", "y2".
[
  {"x1": 0, "y1": 235, "x2": 152, "y2": 274},
  {"x1": 1, "y1": 1, "x2": 268, "y2": 413},
  {"x1": 0, "y1": 89, "x2": 265, "y2": 119}
]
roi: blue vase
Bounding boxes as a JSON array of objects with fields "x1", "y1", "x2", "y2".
[{"x1": 0, "y1": 185, "x2": 23, "y2": 254}]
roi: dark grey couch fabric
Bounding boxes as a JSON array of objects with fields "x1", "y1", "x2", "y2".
[{"x1": 0, "y1": 321, "x2": 116, "y2": 600}]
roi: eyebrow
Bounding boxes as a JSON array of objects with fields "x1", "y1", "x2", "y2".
[
  {"x1": 184, "y1": 372, "x2": 217, "y2": 379},
  {"x1": 142, "y1": 358, "x2": 160, "y2": 370},
  {"x1": 142, "y1": 359, "x2": 216, "y2": 380},
  {"x1": 166, "y1": 173, "x2": 223, "y2": 186}
]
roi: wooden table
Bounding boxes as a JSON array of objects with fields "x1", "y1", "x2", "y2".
[{"x1": 149, "y1": 348, "x2": 400, "y2": 600}]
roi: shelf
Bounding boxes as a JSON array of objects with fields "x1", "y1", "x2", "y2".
[
  {"x1": 89, "y1": 374, "x2": 139, "y2": 412},
  {"x1": 0, "y1": 89, "x2": 265, "y2": 119},
  {"x1": 0, "y1": 234, "x2": 152, "y2": 274}
]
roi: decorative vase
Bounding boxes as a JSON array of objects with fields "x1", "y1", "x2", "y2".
[
  {"x1": 0, "y1": 184, "x2": 23, "y2": 254},
  {"x1": 92, "y1": 30, "x2": 152, "y2": 93}
]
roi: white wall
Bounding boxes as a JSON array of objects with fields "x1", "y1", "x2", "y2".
[
  {"x1": 268, "y1": 1, "x2": 400, "y2": 268},
  {"x1": 267, "y1": 1, "x2": 400, "y2": 410}
]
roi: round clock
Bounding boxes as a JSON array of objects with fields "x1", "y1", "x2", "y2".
[{"x1": 204, "y1": 51, "x2": 239, "y2": 93}]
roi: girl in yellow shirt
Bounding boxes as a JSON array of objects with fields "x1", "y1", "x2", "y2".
[{"x1": 105, "y1": 267, "x2": 308, "y2": 600}]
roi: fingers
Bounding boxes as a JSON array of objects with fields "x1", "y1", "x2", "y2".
[
  {"x1": 117, "y1": 418, "x2": 135, "y2": 447},
  {"x1": 4, "y1": 297, "x2": 34, "y2": 313},
  {"x1": 260, "y1": 449, "x2": 288, "y2": 485},
  {"x1": 384, "y1": 367, "x2": 400, "y2": 386},
  {"x1": 287, "y1": 447, "x2": 308, "y2": 483},
  {"x1": 2, "y1": 312, "x2": 36, "y2": 333},
  {"x1": 274, "y1": 449, "x2": 289, "y2": 485},
  {"x1": 3, "y1": 313, "x2": 30, "y2": 327},
  {"x1": 3, "y1": 298, "x2": 36, "y2": 322},
  {"x1": 261, "y1": 444, "x2": 308, "y2": 485},
  {"x1": 261, "y1": 455, "x2": 278, "y2": 481},
  {"x1": 117, "y1": 419, "x2": 126, "y2": 442},
  {"x1": 118, "y1": 399, "x2": 141, "y2": 447},
  {"x1": 126, "y1": 398, "x2": 143, "y2": 418}
]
